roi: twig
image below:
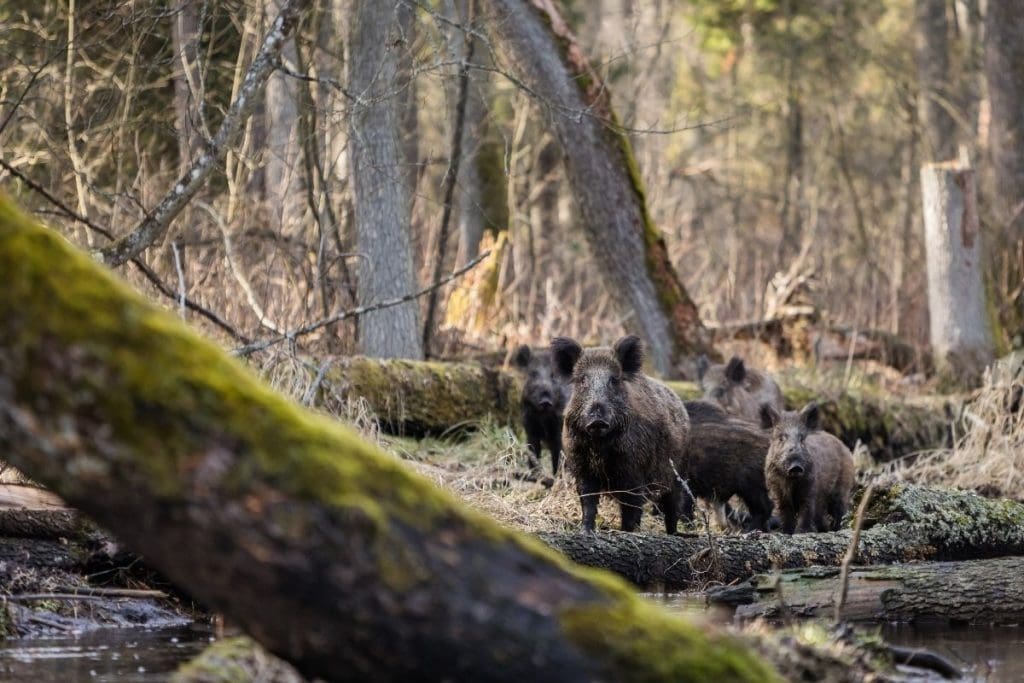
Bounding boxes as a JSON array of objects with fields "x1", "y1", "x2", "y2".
[
  {"x1": 233, "y1": 249, "x2": 490, "y2": 356},
  {"x1": 4, "y1": 588, "x2": 166, "y2": 601},
  {"x1": 171, "y1": 241, "x2": 187, "y2": 318},
  {"x1": 422, "y1": 0, "x2": 476, "y2": 356},
  {"x1": 0, "y1": 158, "x2": 248, "y2": 343},
  {"x1": 95, "y1": 0, "x2": 312, "y2": 266},
  {"x1": 835, "y1": 481, "x2": 875, "y2": 623}
]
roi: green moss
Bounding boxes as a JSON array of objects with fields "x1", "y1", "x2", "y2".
[
  {"x1": 559, "y1": 597, "x2": 781, "y2": 683},
  {"x1": 172, "y1": 636, "x2": 296, "y2": 683}
]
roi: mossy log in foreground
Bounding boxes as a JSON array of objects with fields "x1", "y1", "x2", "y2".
[
  {"x1": 710, "y1": 556, "x2": 1024, "y2": 624},
  {"x1": 539, "y1": 483, "x2": 1024, "y2": 590},
  {"x1": 0, "y1": 197, "x2": 784, "y2": 681}
]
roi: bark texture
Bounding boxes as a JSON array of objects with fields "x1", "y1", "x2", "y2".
[
  {"x1": 920, "y1": 162, "x2": 994, "y2": 385},
  {"x1": 0, "y1": 196, "x2": 777, "y2": 683},
  {"x1": 263, "y1": 0, "x2": 304, "y2": 232},
  {"x1": 712, "y1": 557, "x2": 1024, "y2": 624},
  {"x1": 540, "y1": 483, "x2": 1024, "y2": 590},
  {"x1": 486, "y1": 0, "x2": 714, "y2": 377},
  {"x1": 171, "y1": 0, "x2": 203, "y2": 174},
  {"x1": 348, "y1": 0, "x2": 423, "y2": 360},
  {"x1": 984, "y1": 0, "x2": 1024, "y2": 338}
]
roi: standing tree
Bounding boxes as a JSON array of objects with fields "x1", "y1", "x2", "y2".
[
  {"x1": 984, "y1": 0, "x2": 1024, "y2": 342},
  {"x1": 485, "y1": 0, "x2": 715, "y2": 377},
  {"x1": 348, "y1": 0, "x2": 423, "y2": 359},
  {"x1": 913, "y1": 0, "x2": 958, "y2": 160},
  {"x1": 920, "y1": 161, "x2": 994, "y2": 385}
]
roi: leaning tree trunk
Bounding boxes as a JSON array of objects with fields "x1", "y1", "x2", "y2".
[
  {"x1": 171, "y1": 0, "x2": 203, "y2": 175},
  {"x1": 920, "y1": 161, "x2": 994, "y2": 386},
  {"x1": 348, "y1": 0, "x2": 423, "y2": 360},
  {"x1": 984, "y1": 0, "x2": 1024, "y2": 339},
  {"x1": 486, "y1": 0, "x2": 715, "y2": 377},
  {"x1": 0, "y1": 196, "x2": 778, "y2": 682}
]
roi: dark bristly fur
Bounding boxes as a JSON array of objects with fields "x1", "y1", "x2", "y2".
[
  {"x1": 698, "y1": 354, "x2": 785, "y2": 423},
  {"x1": 761, "y1": 402, "x2": 856, "y2": 534},
  {"x1": 681, "y1": 401, "x2": 774, "y2": 531},
  {"x1": 512, "y1": 345, "x2": 570, "y2": 478},
  {"x1": 554, "y1": 335, "x2": 690, "y2": 534}
]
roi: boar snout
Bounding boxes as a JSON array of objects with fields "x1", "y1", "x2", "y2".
[
  {"x1": 585, "y1": 402, "x2": 611, "y2": 436},
  {"x1": 786, "y1": 462, "x2": 805, "y2": 478}
]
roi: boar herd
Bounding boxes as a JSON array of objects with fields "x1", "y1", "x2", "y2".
[{"x1": 512, "y1": 336, "x2": 855, "y2": 535}]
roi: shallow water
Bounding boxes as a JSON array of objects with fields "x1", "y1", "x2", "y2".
[
  {"x1": 645, "y1": 591, "x2": 1024, "y2": 682},
  {"x1": 0, "y1": 623, "x2": 214, "y2": 682}
]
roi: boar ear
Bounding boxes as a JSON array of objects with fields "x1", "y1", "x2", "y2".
[
  {"x1": 759, "y1": 403, "x2": 781, "y2": 430},
  {"x1": 613, "y1": 335, "x2": 644, "y2": 374},
  {"x1": 551, "y1": 337, "x2": 583, "y2": 377},
  {"x1": 799, "y1": 402, "x2": 821, "y2": 431},
  {"x1": 513, "y1": 345, "x2": 532, "y2": 368},
  {"x1": 696, "y1": 354, "x2": 709, "y2": 382},
  {"x1": 725, "y1": 356, "x2": 746, "y2": 383}
]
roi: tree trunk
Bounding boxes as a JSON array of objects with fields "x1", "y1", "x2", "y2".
[
  {"x1": 0, "y1": 196, "x2": 778, "y2": 682},
  {"x1": 348, "y1": 1, "x2": 423, "y2": 359},
  {"x1": 263, "y1": 0, "x2": 304, "y2": 232},
  {"x1": 920, "y1": 161, "x2": 994, "y2": 385},
  {"x1": 712, "y1": 557, "x2": 1024, "y2": 624},
  {"x1": 171, "y1": 0, "x2": 203, "y2": 175},
  {"x1": 486, "y1": 0, "x2": 715, "y2": 377},
  {"x1": 540, "y1": 483, "x2": 1024, "y2": 590},
  {"x1": 914, "y1": 0, "x2": 958, "y2": 160},
  {"x1": 984, "y1": 0, "x2": 1024, "y2": 340}
]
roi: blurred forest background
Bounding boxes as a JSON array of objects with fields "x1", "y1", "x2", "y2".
[{"x1": 1, "y1": 0, "x2": 1021, "y2": 378}]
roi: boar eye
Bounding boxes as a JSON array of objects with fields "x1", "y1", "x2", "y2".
[{"x1": 608, "y1": 375, "x2": 620, "y2": 387}]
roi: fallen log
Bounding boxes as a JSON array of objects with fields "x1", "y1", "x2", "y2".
[
  {"x1": 709, "y1": 556, "x2": 1024, "y2": 624},
  {"x1": 318, "y1": 356, "x2": 519, "y2": 436},
  {"x1": 0, "y1": 196, "x2": 787, "y2": 682},
  {"x1": 539, "y1": 483, "x2": 1024, "y2": 590}
]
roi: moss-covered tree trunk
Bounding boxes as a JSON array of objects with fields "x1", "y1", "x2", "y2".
[
  {"x1": 540, "y1": 484, "x2": 1024, "y2": 589},
  {"x1": 485, "y1": 0, "x2": 715, "y2": 377},
  {"x1": 712, "y1": 556, "x2": 1024, "y2": 624},
  {"x1": 0, "y1": 196, "x2": 777, "y2": 682}
]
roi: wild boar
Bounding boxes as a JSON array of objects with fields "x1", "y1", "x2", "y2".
[
  {"x1": 554, "y1": 335, "x2": 689, "y2": 534},
  {"x1": 697, "y1": 354, "x2": 785, "y2": 424},
  {"x1": 761, "y1": 402, "x2": 856, "y2": 534},
  {"x1": 680, "y1": 401, "x2": 774, "y2": 531},
  {"x1": 512, "y1": 344, "x2": 570, "y2": 479}
]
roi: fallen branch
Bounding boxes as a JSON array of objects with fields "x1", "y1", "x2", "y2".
[
  {"x1": 95, "y1": 0, "x2": 312, "y2": 267},
  {"x1": 835, "y1": 480, "x2": 874, "y2": 622},
  {"x1": 233, "y1": 250, "x2": 490, "y2": 356}
]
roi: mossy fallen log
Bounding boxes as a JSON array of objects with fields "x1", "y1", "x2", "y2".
[
  {"x1": 710, "y1": 556, "x2": 1024, "y2": 624},
  {"x1": 668, "y1": 381, "x2": 951, "y2": 460},
  {"x1": 0, "y1": 197, "x2": 785, "y2": 681},
  {"x1": 539, "y1": 483, "x2": 1024, "y2": 590},
  {"x1": 318, "y1": 356, "x2": 519, "y2": 436}
]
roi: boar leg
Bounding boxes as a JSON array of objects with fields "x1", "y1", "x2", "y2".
[
  {"x1": 659, "y1": 489, "x2": 681, "y2": 535},
  {"x1": 796, "y1": 499, "x2": 817, "y2": 533},
  {"x1": 778, "y1": 506, "x2": 798, "y2": 535},
  {"x1": 743, "y1": 494, "x2": 773, "y2": 532},
  {"x1": 548, "y1": 434, "x2": 562, "y2": 477},
  {"x1": 826, "y1": 496, "x2": 846, "y2": 531},
  {"x1": 578, "y1": 478, "x2": 601, "y2": 533},
  {"x1": 618, "y1": 493, "x2": 644, "y2": 532},
  {"x1": 524, "y1": 421, "x2": 544, "y2": 474}
]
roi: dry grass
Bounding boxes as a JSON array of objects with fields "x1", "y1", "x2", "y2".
[{"x1": 888, "y1": 355, "x2": 1024, "y2": 497}]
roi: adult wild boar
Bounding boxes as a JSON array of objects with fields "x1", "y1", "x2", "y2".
[
  {"x1": 511, "y1": 344, "x2": 569, "y2": 480},
  {"x1": 681, "y1": 401, "x2": 774, "y2": 531},
  {"x1": 761, "y1": 402, "x2": 856, "y2": 534},
  {"x1": 553, "y1": 335, "x2": 689, "y2": 534},
  {"x1": 697, "y1": 354, "x2": 785, "y2": 423}
]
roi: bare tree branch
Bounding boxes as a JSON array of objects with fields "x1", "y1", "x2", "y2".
[
  {"x1": 234, "y1": 250, "x2": 491, "y2": 357},
  {"x1": 95, "y1": 0, "x2": 312, "y2": 267}
]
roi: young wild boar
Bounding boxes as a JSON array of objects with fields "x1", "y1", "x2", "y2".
[
  {"x1": 512, "y1": 344, "x2": 570, "y2": 480},
  {"x1": 697, "y1": 354, "x2": 785, "y2": 424},
  {"x1": 680, "y1": 401, "x2": 774, "y2": 531},
  {"x1": 761, "y1": 402, "x2": 856, "y2": 534},
  {"x1": 553, "y1": 335, "x2": 689, "y2": 534}
]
